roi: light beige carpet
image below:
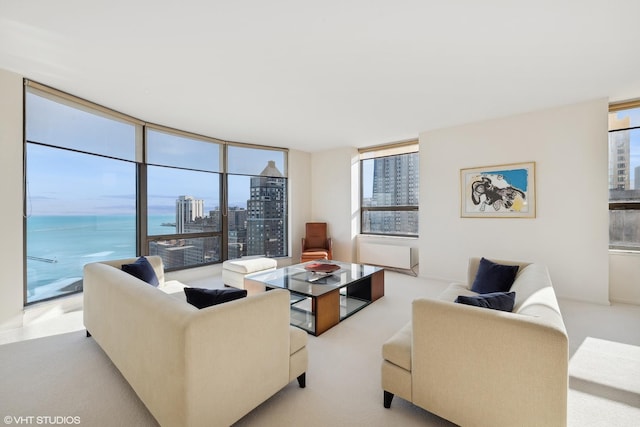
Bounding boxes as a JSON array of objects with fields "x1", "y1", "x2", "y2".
[
  {"x1": 0, "y1": 331, "x2": 157, "y2": 426},
  {"x1": 568, "y1": 337, "x2": 640, "y2": 427},
  {"x1": 1, "y1": 271, "x2": 639, "y2": 426}
]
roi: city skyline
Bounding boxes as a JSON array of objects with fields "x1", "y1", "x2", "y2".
[
  {"x1": 150, "y1": 162, "x2": 287, "y2": 265},
  {"x1": 610, "y1": 109, "x2": 640, "y2": 189},
  {"x1": 26, "y1": 143, "x2": 281, "y2": 215},
  {"x1": 362, "y1": 152, "x2": 419, "y2": 235}
]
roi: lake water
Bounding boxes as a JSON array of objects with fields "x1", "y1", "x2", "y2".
[{"x1": 26, "y1": 215, "x2": 175, "y2": 302}]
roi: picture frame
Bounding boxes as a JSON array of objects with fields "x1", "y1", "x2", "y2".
[{"x1": 460, "y1": 162, "x2": 536, "y2": 218}]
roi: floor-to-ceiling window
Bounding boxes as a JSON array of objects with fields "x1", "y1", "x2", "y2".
[
  {"x1": 227, "y1": 145, "x2": 288, "y2": 258},
  {"x1": 145, "y1": 126, "x2": 223, "y2": 268},
  {"x1": 24, "y1": 83, "x2": 140, "y2": 304},
  {"x1": 23, "y1": 81, "x2": 288, "y2": 305}
]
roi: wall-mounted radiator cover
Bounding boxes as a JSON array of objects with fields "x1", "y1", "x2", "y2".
[{"x1": 358, "y1": 241, "x2": 418, "y2": 270}]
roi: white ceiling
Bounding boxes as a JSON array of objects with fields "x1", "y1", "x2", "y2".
[{"x1": 2, "y1": 1, "x2": 640, "y2": 152}]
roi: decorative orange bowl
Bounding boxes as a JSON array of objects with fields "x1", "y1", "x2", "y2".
[{"x1": 304, "y1": 262, "x2": 340, "y2": 273}]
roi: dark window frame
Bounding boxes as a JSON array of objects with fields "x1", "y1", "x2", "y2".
[
  {"x1": 23, "y1": 80, "x2": 289, "y2": 305},
  {"x1": 359, "y1": 144, "x2": 419, "y2": 238},
  {"x1": 608, "y1": 99, "x2": 640, "y2": 251}
]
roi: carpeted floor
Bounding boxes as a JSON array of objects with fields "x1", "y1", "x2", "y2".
[
  {"x1": 1, "y1": 270, "x2": 639, "y2": 426},
  {"x1": 567, "y1": 337, "x2": 640, "y2": 426}
]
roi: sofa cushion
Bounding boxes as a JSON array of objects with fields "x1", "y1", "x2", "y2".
[
  {"x1": 121, "y1": 256, "x2": 159, "y2": 287},
  {"x1": 184, "y1": 287, "x2": 247, "y2": 309},
  {"x1": 382, "y1": 322, "x2": 412, "y2": 371},
  {"x1": 470, "y1": 257, "x2": 519, "y2": 294},
  {"x1": 289, "y1": 326, "x2": 308, "y2": 355},
  {"x1": 301, "y1": 250, "x2": 329, "y2": 260},
  {"x1": 455, "y1": 291, "x2": 516, "y2": 312}
]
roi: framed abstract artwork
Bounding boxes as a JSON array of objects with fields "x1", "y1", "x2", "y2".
[{"x1": 460, "y1": 162, "x2": 536, "y2": 218}]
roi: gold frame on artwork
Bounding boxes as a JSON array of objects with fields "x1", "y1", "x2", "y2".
[{"x1": 460, "y1": 162, "x2": 536, "y2": 218}]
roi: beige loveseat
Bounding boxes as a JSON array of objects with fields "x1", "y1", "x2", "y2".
[
  {"x1": 83, "y1": 256, "x2": 308, "y2": 427},
  {"x1": 381, "y1": 257, "x2": 568, "y2": 427}
]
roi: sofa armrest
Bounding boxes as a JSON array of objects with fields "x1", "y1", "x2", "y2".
[{"x1": 411, "y1": 298, "x2": 568, "y2": 427}]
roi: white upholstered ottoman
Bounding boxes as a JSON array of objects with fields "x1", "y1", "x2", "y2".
[{"x1": 222, "y1": 257, "x2": 277, "y2": 290}]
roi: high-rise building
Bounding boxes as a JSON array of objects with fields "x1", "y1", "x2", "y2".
[
  {"x1": 371, "y1": 154, "x2": 418, "y2": 204},
  {"x1": 227, "y1": 207, "x2": 248, "y2": 259},
  {"x1": 246, "y1": 161, "x2": 287, "y2": 257},
  {"x1": 228, "y1": 206, "x2": 247, "y2": 231},
  {"x1": 368, "y1": 153, "x2": 419, "y2": 234},
  {"x1": 205, "y1": 208, "x2": 222, "y2": 233},
  {"x1": 149, "y1": 240, "x2": 202, "y2": 269},
  {"x1": 175, "y1": 195, "x2": 204, "y2": 233},
  {"x1": 609, "y1": 115, "x2": 630, "y2": 190}
]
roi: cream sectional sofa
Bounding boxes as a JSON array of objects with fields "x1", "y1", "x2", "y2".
[
  {"x1": 83, "y1": 256, "x2": 308, "y2": 427},
  {"x1": 382, "y1": 257, "x2": 569, "y2": 427}
]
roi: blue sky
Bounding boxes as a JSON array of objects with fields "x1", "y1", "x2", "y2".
[
  {"x1": 26, "y1": 144, "x2": 282, "y2": 215},
  {"x1": 25, "y1": 91, "x2": 285, "y2": 215},
  {"x1": 362, "y1": 160, "x2": 374, "y2": 199}
]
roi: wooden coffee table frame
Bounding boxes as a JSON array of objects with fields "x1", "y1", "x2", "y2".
[{"x1": 245, "y1": 264, "x2": 384, "y2": 336}]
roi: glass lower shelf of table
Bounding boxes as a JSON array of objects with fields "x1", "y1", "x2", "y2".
[
  {"x1": 245, "y1": 260, "x2": 385, "y2": 335},
  {"x1": 289, "y1": 292, "x2": 370, "y2": 334}
]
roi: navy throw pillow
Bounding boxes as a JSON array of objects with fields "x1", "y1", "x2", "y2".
[
  {"x1": 184, "y1": 287, "x2": 248, "y2": 309},
  {"x1": 455, "y1": 291, "x2": 516, "y2": 312},
  {"x1": 122, "y1": 256, "x2": 159, "y2": 287},
  {"x1": 470, "y1": 257, "x2": 519, "y2": 294}
]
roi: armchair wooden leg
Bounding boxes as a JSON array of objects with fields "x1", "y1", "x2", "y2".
[
  {"x1": 297, "y1": 373, "x2": 306, "y2": 388},
  {"x1": 383, "y1": 390, "x2": 394, "y2": 408}
]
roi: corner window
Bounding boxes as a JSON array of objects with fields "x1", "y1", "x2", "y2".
[{"x1": 23, "y1": 81, "x2": 289, "y2": 306}]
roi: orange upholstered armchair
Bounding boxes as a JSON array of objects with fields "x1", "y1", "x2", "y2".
[{"x1": 301, "y1": 222, "x2": 333, "y2": 262}]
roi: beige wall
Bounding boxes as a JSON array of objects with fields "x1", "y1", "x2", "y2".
[
  {"x1": 288, "y1": 149, "x2": 312, "y2": 264},
  {"x1": 310, "y1": 147, "x2": 359, "y2": 262},
  {"x1": 609, "y1": 252, "x2": 640, "y2": 304},
  {"x1": 0, "y1": 68, "x2": 635, "y2": 328},
  {"x1": 419, "y1": 98, "x2": 611, "y2": 305},
  {"x1": 0, "y1": 69, "x2": 25, "y2": 328}
]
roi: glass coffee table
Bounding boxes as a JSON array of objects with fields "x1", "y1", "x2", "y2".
[{"x1": 244, "y1": 260, "x2": 384, "y2": 336}]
